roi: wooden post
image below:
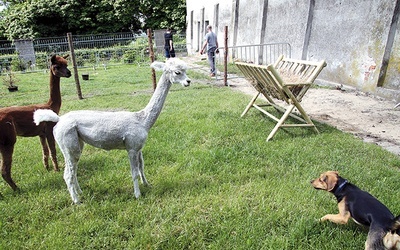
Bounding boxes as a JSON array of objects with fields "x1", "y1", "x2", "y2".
[
  {"x1": 67, "y1": 32, "x2": 83, "y2": 99},
  {"x1": 224, "y1": 26, "x2": 228, "y2": 86},
  {"x1": 147, "y1": 29, "x2": 157, "y2": 91}
]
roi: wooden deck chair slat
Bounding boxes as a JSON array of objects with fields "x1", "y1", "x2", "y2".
[
  {"x1": 246, "y1": 65, "x2": 276, "y2": 102},
  {"x1": 236, "y1": 55, "x2": 326, "y2": 141},
  {"x1": 255, "y1": 66, "x2": 288, "y2": 102}
]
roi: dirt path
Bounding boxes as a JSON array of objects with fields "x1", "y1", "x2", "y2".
[{"x1": 184, "y1": 56, "x2": 400, "y2": 156}]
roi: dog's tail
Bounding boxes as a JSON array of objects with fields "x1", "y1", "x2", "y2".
[
  {"x1": 383, "y1": 215, "x2": 400, "y2": 249},
  {"x1": 33, "y1": 109, "x2": 60, "y2": 125}
]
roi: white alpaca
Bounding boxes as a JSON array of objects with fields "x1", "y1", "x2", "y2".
[{"x1": 34, "y1": 58, "x2": 191, "y2": 204}]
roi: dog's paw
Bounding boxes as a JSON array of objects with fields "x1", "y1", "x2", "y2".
[{"x1": 319, "y1": 216, "x2": 328, "y2": 222}]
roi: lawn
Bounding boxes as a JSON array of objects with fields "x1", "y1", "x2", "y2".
[{"x1": 0, "y1": 61, "x2": 399, "y2": 249}]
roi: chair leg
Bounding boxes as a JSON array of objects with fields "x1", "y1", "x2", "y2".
[
  {"x1": 267, "y1": 105, "x2": 295, "y2": 141},
  {"x1": 293, "y1": 100, "x2": 319, "y2": 134},
  {"x1": 241, "y1": 92, "x2": 260, "y2": 117}
]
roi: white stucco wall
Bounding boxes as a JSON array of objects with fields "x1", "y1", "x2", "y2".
[
  {"x1": 186, "y1": 0, "x2": 400, "y2": 100},
  {"x1": 309, "y1": 1, "x2": 395, "y2": 91},
  {"x1": 186, "y1": 1, "x2": 232, "y2": 53}
]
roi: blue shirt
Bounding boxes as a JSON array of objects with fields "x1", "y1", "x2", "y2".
[{"x1": 205, "y1": 32, "x2": 217, "y2": 51}]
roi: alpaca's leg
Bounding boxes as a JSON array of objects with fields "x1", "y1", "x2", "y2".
[
  {"x1": 45, "y1": 123, "x2": 59, "y2": 171},
  {"x1": 0, "y1": 144, "x2": 19, "y2": 191},
  {"x1": 55, "y1": 127, "x2": 83, "y2": 204},
  {"x1": 61, "y1": 145, "x2": 82, "y2": 204},
  {"x1": 39, "y1": 135, "x2": 50, "y2": 171},
  {"x1": 63, "y1": 161, "x2": 81, "y2": 204},
  {"x1": 128, "y1": 150, "x2": 141, "y2": 198},
  {"x1": 138, "y1": 151, "x2": 149, "y2": 186},
  {"x1": 74, "y1": 140, "x2": 84, "y2": 194}
]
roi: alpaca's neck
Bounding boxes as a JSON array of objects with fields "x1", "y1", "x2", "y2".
[
  {"x1": 47, "y1": 73, "x2": 61, "y2": 113},
  {"x1": 142, "y1": 73, "x2": 172, "y2": 129}
]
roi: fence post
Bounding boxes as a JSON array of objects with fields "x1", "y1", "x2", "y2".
[
  {"x1": 147, "y1": 28, "x2": 157, "y2": 91},
  {"x1": 67, "y1": 32, "x2": 83, "y2": 100},
  {"x1": 224, "y1": 26, "x2": 228, "y2": 86}
]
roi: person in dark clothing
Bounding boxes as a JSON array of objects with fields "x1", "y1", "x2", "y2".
[{"x1": 164, "y1": 28, "x2": 175, "y2": 59}]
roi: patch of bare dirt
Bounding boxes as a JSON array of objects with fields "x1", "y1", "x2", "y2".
[
  {"x1": 228, "y1": 78, "x2": 400, "y2": 156},
  {"x1": 184, "y1": 56, "x2": 400, "y2": 156}
]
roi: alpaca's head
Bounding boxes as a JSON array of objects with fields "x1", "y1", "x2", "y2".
[
  {"x1": 151, "y1": 58, "x2": 191, "y2": 87},
  {"x1": 50, "y1": 55, "x2": 72, "y2": 78}
]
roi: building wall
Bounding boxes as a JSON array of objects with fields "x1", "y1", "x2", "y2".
[
  {"x1": 263, "y1": 0, "x2": 309, "y2": 59},
  {"x1": 186, "y1": 0, "x2": 400, "y2": 101}
]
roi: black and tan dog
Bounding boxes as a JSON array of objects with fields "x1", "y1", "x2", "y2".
[{"x1": 311, "y1": 171, "x2": 400, "y2": 250}]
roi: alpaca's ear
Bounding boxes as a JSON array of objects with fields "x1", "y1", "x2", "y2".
[
  {"x1": 63, "y1": 54, "x2": 69, "y2": 59},
  {"x1": 151, "y1": 61, "x2": 165, "y2": 71},
  {"x1": 50, "y1": 54, "x2": 57, "y2": 64}
]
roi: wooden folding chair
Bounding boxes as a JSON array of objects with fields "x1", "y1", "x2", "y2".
[{"x1": 236, "y1": 55, "x2": 327, "y2": 141}]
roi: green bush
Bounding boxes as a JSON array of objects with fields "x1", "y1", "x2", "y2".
[
  {"x1": 34, "y1": 53, "x2": 49, "y2": 69},
  {"x1": 0, "y1": 56, "x2": 13, "y2": 71},
  {"x1": 122, "y1": 49, "x2": 136, "y2": 63},
  {"x1": 11, "y1": 56, "x2": 27, "y2": 71}
]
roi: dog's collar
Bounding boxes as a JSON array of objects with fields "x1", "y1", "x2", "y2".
[{"x1": 333, "y1": 179, "x2": 348, "y2": 196}]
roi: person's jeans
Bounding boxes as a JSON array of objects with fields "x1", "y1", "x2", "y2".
[
  {"x1": 207, "y1": 47, "x2": 217, "y2": 74},
  {"x1": 165, "y1": 48, "x2": 175, "y2": 58}
]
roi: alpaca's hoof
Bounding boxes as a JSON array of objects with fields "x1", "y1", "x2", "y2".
[
  {"x1": 134, "y1": 191, "x2": 141, "y2": 199},
  {"x1": 71, "y1": 200, "x2": 81, "y2": 205},
  {"x1": 72, "y1": 199, "x2": 81, "y2": 205}
]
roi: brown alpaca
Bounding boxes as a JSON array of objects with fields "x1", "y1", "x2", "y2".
[{"x1": 0, "y1": 55, "x2": 71, "y2": 192}]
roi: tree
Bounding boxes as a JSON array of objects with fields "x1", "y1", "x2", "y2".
[
  {"x1": 0, "y1": 0, "x2": 186, "y2": 40},
  {"x1": 139, "y1": 0, "x2": 186, "y2": 32},
  {"x1": 0, "y1": 2, "x2": 35, "y2": 40}
]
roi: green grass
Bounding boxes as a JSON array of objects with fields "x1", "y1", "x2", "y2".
[{"x1": 0, "y1": 62, "x2": 399, "y2": 249}]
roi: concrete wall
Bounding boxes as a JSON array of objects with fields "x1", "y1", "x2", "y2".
[
  {"x1": 380, "y1": 11, "x2": 400, "y2": 98},
  {"x1": 263, "y1": 0, "x2": 309, "y2": 59},
  {"x1": 14, "y1": 39, "x2": 36, "y2": 66},
  {"x1": 309, "y1": 1, "x2": 395, "y2": 92},
  {"x1": 186, "y1": 0, "x2": 400, "y2": 101}
]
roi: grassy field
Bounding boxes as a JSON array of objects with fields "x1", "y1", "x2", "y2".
[{"x1": 0, "y1": 61, "x2": 399, "y2": 249}]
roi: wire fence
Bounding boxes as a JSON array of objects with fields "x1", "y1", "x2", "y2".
[
  {"x1": 33, "y1": 32, "x2": 139, "y2": 52},
  {"x1": 0, "y1": 32, "x2": 187, "y2": 73},
  {"x1": 0, "y1": 32, "x2": 291, "y2": 88}
]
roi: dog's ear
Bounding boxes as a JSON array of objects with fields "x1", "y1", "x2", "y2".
[{"x1": 325, "y1": 172, "x2": 338, "y2": 191}]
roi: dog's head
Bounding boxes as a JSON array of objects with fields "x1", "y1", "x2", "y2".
[{"x1": 310, "y1": 171, "x2": 339, "y2": 192}]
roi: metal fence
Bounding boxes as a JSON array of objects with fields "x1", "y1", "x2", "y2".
[
  {"x1": 217, "y1": 42, "x2": 292, "y2": 66},
  {"x1": 0, "y1": 32, "x2": 187, "y2": 72},
  {"x1": 33, "y1": 32, "x2": 140, "y2": 53},
  {"x1": 212, "y1": 43, "x2": 292, "y2": 83},
  {"x1": 0, "y1": 40, "x2": 15, "y2": 55}
]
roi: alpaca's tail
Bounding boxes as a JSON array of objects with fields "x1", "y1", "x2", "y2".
[{"x1": 33, "y1": 109, "x2": 60, "y2": 125}]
